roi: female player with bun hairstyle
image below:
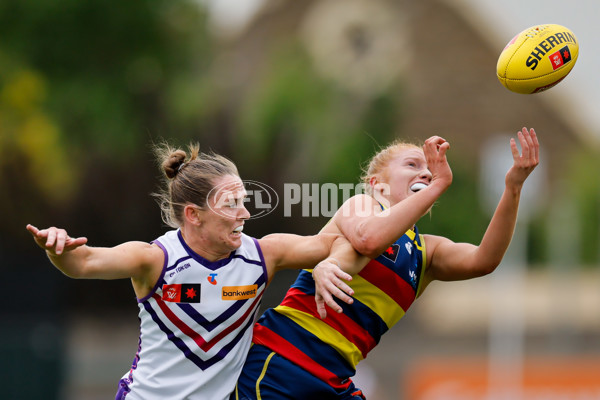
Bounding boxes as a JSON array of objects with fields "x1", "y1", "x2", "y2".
[
  {"x1": 234, "y1": 128, "x2": 539, "y2": 400},
  {"x1": 27, "y1": 141, "x2": 356, "y2": 400}
]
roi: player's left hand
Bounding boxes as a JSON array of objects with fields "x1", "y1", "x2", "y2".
[
  {"x1": 313, "y1": 259, "x2": 354, "y2": 319},
  {"x1": 506, "y1": 127, "x2": 540, "y2": 187}
]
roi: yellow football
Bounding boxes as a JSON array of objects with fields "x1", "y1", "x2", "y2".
[{"x1": 497, "y1": 24, "x2": 579, "y2": 94}]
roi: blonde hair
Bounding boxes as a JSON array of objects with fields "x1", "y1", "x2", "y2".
[
  {"x1": 153, "y1": 141, "x2": 239, "y2": 228},
  {"x1": 360, "y1": 139, "x2": 422, "y2": 195}
]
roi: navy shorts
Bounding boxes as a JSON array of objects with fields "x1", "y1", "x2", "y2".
[{"x1": 232, "y1": 344, "x2": 366, "y2": 400}]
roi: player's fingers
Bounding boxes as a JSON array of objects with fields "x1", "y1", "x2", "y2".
[
  {"x1": 65, "y1": 236, "x2": 88, "y2": 250},
  {"x1": 330, "y1": 276, "x2": 354, "y2": 297},
  {"x1": 331, "y1": 287, "x2": 353, "y2": 305},
  {"x1": 319, "y1": 279, "x2": 348, "y2": 307},
  {"x1": 521, "y1": 129, "x2": 539, "y2": 168},
  {"x1": 423, "y1": 144, "x2": 441, "y2": 167},
  {"x1": 55, "y1": 230, "x2": 68, "y2": 255},
  {"x1": 437, "y1": 141, "x2": 450, "y2": 155},
  {"x1": 28, "y1": 225, "x2": 47, "y2": 245},
  {"x1": 529, "y1": 128, "x2": 539, "y2": 146},
  {"x1": 422, "y1": 141, "x2": 434, "y2": 157},
  {"x1": 326, "y1": 296, "x2": 343, "y2": 314},
  {"x1": 509, "y1": 137, "x2": 519, "y2": 160},
  {"x1": 518, "y1": 129, "x2": 530, "y2": 160},
  {"x1": 333, "y1": 269, "x2": 352, "y2": 283},
  {"x1": 424, "y1": 137, "x2": 446, "y2": 155},
  {"x1": 523, "y1": 127, "x2": 536, "y2": 153},
  {"x1": 315, "y1": 294, "x2": 328, "y2": 319},
  {"x1": 423, "y1": 137, "x2": 437, "y2": 154},
  {"x1": 424, "y1": 136, "x2": 439, "y2": 145},
  {"x1": 529, "y1": 128, "x2": 540, "y2": 163},
  {"x1": 322, "y1": 277, "x2": 352, "y2": 302},
  {"x1": 335, "y1": 281, "x2": 354, "y2": 300},
  {"x1": 317, "y1": 290, "x2": 343, "y2": 316},
  {"x1": 425, "y1": 135, "x2": 446, "y2": 145},
  {"x1": 26, "y1": 224, "x2": 39, "y2": 236},
  {"x1": 45, "y1": 228, "x2": 57, "y2": 248},
  {"x1": 527, "y1": 129, "x2": 540, "y2": 166},
  {"x1": 27, "y1": 225, "x2": 50, "y2": 250}
]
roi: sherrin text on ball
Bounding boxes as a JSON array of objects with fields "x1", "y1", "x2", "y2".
[{"x1": 497, "y1": 24, "x2": 578, "y2": 94}]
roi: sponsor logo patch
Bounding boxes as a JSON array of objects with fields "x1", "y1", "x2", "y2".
[
  {"x1": 162, "y1": 284, "x2": 201, "y2": 303},
  {"x1": 222, "y1": 285, "x2": 258, "y2": 300},
  {"x1": 207, "y1": 273, "x2": 218, "y2": 285},
  {"x1": 382, "y1": 244, "x2": 400, "y2": 262}
]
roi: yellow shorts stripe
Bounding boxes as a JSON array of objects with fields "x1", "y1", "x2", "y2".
[{"x1": 256, "y1": 351, "x2": 277, "y2": 400}]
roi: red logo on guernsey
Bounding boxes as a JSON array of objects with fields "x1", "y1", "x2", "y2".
[
  {"x1": 382, "y1": 244, "x2": 400, "y2": 262},
  {"x1": 162, "y1": 284, "x2": 201, "y2": 303}
]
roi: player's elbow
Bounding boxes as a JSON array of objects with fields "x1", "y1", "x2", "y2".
[
  {"x1": 352, "y1": 235, "x2": 385, "y2": 259},
  {"x1": 475, "y1": 260, "x2": 501, "y2": 277},
  {"x1": 348, "y1": 220, "x2": 396, "y2": 258},
  {"x1": 467, "y1": 248, "x2": 505, "y2": 277},
  {"x1": 61, "y1": 268, "x2": 85, "y2": 279}
]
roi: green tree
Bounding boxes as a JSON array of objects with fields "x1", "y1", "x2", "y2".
[{"x1": 0, "y1": 0, "x2": 215, "y2": 241}]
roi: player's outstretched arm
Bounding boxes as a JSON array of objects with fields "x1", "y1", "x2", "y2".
[
  {"x1": 26, "y1": 224, "x2": 162, "y2": 282},
  {"x1": 425, "y1": 127, "x2": 539, "y2": 282},
  {"x1": 258, "y1": 232, "x2": 341, "y2": 276}
]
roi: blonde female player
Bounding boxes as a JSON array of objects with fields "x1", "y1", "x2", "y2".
[
  {"x1": 27, "y1": 142, "x2": 357, "y2": 400},
  {"x1": 233, "y1": 127, "x2": 539, "y2": 400}
]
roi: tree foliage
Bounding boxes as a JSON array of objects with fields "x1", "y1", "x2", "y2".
[{"x1": 0, "y1": 0, "x2": 214, "y2": 242}]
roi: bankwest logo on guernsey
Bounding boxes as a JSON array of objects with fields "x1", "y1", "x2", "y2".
[{"x1": 222, "y1": 285, "x2": 258, "y2": 300}]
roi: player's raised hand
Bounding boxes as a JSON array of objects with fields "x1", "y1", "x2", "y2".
[
  {"x1": 313, "y1": 259, "x2": 354, "y2": 319},
  {"x1": 506, "y1": 127, "x2": 540, "y2": 188},
  {"x1": 423, "y1": 136, "x2": 453, "y2": 190},
  {"x1": 26, "y1": 224, "x2": 88, "y2": 256}
]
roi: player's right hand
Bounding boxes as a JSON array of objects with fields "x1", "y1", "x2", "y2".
[
  {"x1": 26, "y1": 224, "x2": 88, "y2": 256},
  {"x1": 423, "y1": 136, "x2": 453, "y2": 190}
]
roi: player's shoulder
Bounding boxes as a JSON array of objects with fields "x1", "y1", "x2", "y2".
[
  {"x1": 118, "y1": 240, "x2": 164, "y2": 263},
  {"x1": 421, "y1": 233, "x2": 454, "y2": 252}
]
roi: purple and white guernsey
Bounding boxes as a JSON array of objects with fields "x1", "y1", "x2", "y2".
[{"x1": 116, "y1": 230, "x2": 268, "y2": 400}]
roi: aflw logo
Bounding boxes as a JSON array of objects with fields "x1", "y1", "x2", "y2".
[
  {"x1": 209, "y1": 180, "x2": 278, "y2": 220},
  {"x1": 222, "y1": 285, "x2": 258, "y2": 300}
]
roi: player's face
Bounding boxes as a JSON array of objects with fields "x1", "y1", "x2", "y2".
[
  {"x1": 379, "y1": 147, "x2": 432, "y2": 207},
  {"x1": 201, "y1": 174, "x2": 250, "y2": 254}
]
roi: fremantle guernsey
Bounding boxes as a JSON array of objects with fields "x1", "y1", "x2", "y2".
[
  {"x1": 252, "y1": 226, "x2": 426, "y2": 388},
  {"x1": 116, "y1": 230, "x2": 268, "y2": 400}
]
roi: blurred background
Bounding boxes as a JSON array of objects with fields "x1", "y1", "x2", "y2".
[{"x1": 1, "y1": 0, "x2": 599, "y2": 399}]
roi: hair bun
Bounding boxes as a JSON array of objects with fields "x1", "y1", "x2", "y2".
[{"x1": 163, "y1": 150, "x2": 187, "y2": 179}]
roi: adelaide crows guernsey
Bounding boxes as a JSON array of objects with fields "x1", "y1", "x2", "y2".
[
  {"x1": 252, "y1": 227, "x2": 426, "y2": 388},
  {"x1": 116, "y1": 230, "x2": 268, "y2": 400}
]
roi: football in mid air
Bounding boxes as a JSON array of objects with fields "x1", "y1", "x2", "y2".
[{"x1": 496, "y1": 24, "x2": 578, "y2": 94}]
